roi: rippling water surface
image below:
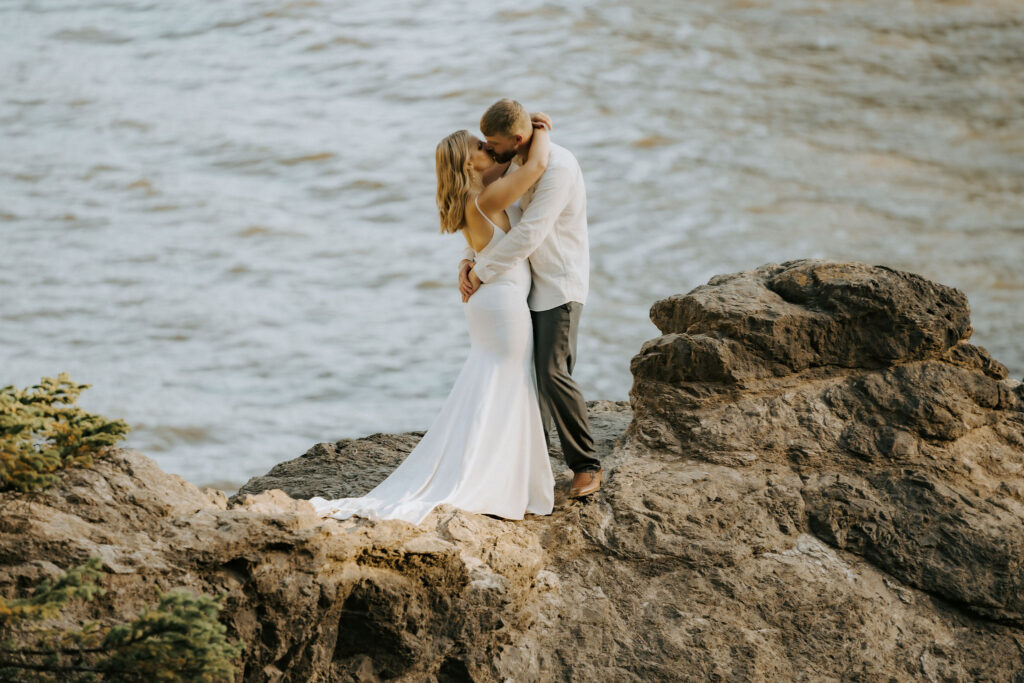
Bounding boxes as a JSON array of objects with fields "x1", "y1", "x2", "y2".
[{"x1": 2, "y1": 0, "x2": 1022, "y2": 493}]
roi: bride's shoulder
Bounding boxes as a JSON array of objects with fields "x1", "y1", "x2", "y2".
[{"x1": 462, "y1": 196, "x2": 492, "y2": 251}]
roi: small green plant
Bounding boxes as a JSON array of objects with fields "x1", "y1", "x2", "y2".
[
  {"x1": 0, "y1": 373, "x2": 130, "y2": 492},
  {"x1": 0, "y1": 556, "x2": 244, "y2": 682}
]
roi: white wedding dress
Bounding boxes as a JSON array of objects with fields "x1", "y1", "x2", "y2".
[{"x1": 308, "y1": 198, "x2": 555, "y2": 526}]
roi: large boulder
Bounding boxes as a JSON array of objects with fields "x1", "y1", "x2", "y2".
[{"x1": 629, "y1": 259, "x2": 1024, "y2": 626}]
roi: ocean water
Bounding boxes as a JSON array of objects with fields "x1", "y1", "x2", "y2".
[{"x1": 2, "y1": 0, "x2": 1022, "y2": 494}]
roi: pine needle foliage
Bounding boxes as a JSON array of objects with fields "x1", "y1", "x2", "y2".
[
  {"x1": 0, "y1": 556, "x2": 244, "y2": 682},
  {"x1": 0, "y1": 373, "x2": 130, "y2": 492}
]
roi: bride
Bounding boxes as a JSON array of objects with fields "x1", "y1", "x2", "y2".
[{"x1": 307, "y1": 116, "x2": 556, "y2": 525}]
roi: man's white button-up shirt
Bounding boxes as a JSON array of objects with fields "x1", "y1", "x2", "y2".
[{"x1": 464, "y1": 142, "x2": 590, "y2": 312}]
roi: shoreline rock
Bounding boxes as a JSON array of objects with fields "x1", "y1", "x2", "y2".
[
  {"x1": 628, "y1": 259, "x2": 1024, "y2": 627},
  {"x1": 2, "y1": 260, "x2": 1022, "y2": 681}
]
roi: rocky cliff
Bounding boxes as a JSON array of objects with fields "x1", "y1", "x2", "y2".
[{"x1": 2, "y1": 259, "x2": 1023, "y2": 682}]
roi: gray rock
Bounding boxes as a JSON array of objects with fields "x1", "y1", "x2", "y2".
[{"x1": 230, "y1": 431, "x2": 424, "y2": 503}]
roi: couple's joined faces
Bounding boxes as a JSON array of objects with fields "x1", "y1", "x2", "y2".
[
  {"x1": 468, "y1": 136, "x2": 496, "y2": 174},
  {"x1": 484, "y1": 133, "x2": 519, "y2": 164}
]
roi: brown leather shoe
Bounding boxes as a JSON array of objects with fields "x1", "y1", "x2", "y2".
[{"x1": 569, "y1": 469, "x2": 602, "y2": 498}]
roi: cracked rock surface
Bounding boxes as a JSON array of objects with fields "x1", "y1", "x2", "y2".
[
  {"x1": 3, "y1": 259, "x2": 1023, "y2": 681},
  {"x1": 630, "y1": 259, "x2": 1024, "y2": 631}
]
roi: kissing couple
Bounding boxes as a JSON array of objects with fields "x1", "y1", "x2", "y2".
[{"x1": 309, "y1": 98, "x2": 602, "y2": 526}]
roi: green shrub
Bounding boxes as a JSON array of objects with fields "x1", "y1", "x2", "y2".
[
  {"x1": 0, "y1": 556, "x2": 244, "y2": 682},
  {"x1": 0, "y1": 373, "x2": 130, "y2": 492}
]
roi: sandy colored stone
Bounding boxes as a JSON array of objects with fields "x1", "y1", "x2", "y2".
[
  {"x1": 629, "y1": 259, "x2": 1024, "y2": 630},
  {"x1": 2, "y1": 261, "x2": 1023, "y2": 681}
]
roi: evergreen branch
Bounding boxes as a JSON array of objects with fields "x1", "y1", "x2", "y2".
[{"x1": 0, "y1": 658, "x2": 106, "y2": 673}]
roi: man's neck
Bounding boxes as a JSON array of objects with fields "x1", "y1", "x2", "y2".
[{"x1": 514, "y1": 129, "x2": 535, "y2": 166}]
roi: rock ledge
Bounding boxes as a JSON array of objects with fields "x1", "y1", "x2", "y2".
[{"x1": 2, "y1": 260, "x2": 1022, "y2": 681}]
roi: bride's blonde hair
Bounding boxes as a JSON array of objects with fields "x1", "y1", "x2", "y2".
[{"x1": 435, "y1": 129, "x2": 475, "y2": 234}]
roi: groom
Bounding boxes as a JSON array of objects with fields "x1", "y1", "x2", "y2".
[{"x1": 458, "y1": 98, "x2": 602, "y2": 499}]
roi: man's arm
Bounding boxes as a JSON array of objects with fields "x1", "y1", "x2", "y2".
[{"x1": 471, "y1": 164, "x2": 573, "y2": 284}]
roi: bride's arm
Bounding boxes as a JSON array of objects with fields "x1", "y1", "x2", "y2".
[
  {"x1": 481, "y1": 160, "x2": 511, "y2": 187},
  {"x1": 475, "y1": 125, "x2": 551, "y2": 215}
]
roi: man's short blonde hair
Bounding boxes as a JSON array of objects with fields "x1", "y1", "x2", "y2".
[{"x1": 480, "y1": 98, "x2": 530, "y2": 137}]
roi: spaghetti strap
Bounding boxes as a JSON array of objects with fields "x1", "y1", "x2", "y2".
[{"x1": 474, "y1": 195, "x2": 503, "y2": 232}]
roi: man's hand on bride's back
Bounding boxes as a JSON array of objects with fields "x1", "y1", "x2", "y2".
[
  {"x1": 458, "y1": 259, "x2": 478, "y2": 302},
  {"x1": 466, "y1": 268, "x2": 482, "y2": 300}
]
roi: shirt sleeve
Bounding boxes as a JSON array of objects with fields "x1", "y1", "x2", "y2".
[
  {"x1": 472, "y1": 164, "x2": 573, "y2": 283},
  {"x1": 459, "y1": 245, "x2": 475, "y2": 262}
]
